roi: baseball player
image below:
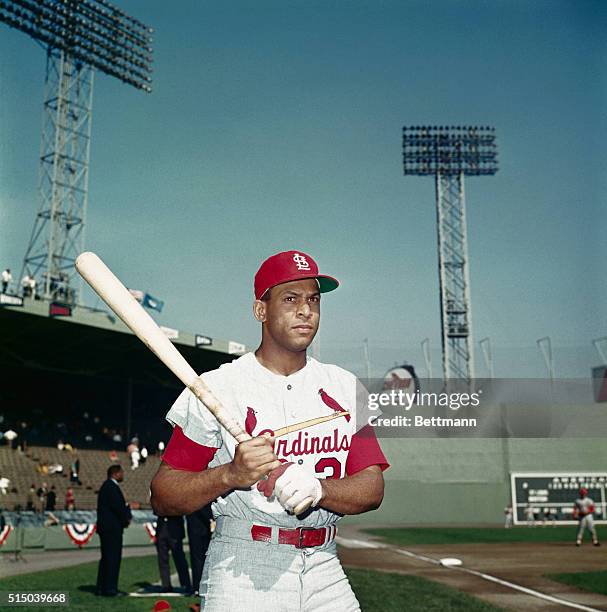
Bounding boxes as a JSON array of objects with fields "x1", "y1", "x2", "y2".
[
  {"x1": 151, "y1": 250, "x2": 389, "y2": 611},
  {"x1": 503, "y1": 505, "x2": 513, "y2": 529},
  {"x1": 573, "y1": 487, "x2": 600, "y2": 546},
  {"x1": 524, "y1": 504, "x2": 536, "y2": 527}
]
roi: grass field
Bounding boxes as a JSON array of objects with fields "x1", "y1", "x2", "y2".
[
  {"x1": 547, "y1": 570, "x2": 607, "y2": 597},
  {"x1": 347, "y1": 569, "x2": 505, "y2": 612},
  {"x1": 0, "y1": 554, "x2": 505, "y2": 611},
  {"x1": 362, "y1": 526, "x2": 603, "y2": 546}
]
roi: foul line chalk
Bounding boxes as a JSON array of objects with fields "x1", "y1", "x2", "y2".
[{"x1": 337, "y1": 536, "x2": 601, "y2": 612}]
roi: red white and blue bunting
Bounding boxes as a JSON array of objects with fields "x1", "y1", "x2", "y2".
[
  {"x1": 0, "y1": 525, "x2": 12, "y2": 547},
  {"x1": 64, "y1": 523, "x2": 97, "y2": 547},
  {"x1": 144, "y1": 522, "x2": 157, "y2": 543}
]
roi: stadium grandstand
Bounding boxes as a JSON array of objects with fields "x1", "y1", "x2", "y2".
[{"x1": 0, "y1": 294, "x2": 245, "y2": 514}]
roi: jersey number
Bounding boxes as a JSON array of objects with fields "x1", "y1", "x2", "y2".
[{"x1": 315, "y1": 458, "x2": 342, "y2": 480}]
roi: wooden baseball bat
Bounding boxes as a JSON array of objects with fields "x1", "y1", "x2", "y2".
[
  {"x1": 75, "y1": 252, "x2": 251, "y2": 444},
  {"x1": 272, "y1": 411, "x2": 350, "y2": 438}
]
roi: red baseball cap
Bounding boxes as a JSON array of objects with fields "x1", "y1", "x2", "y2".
[
  {"x1": 254, "y1": 250, "x2": 339, "y2": 300},
  {"x1": 152, "y1": 601, "x2": 171, "y2": 612}
]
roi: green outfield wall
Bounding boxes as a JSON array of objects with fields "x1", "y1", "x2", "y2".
[{"x1": 343, "y1": 437, "x2": 607, "y2": 525}]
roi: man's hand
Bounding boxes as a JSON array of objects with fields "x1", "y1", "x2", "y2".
[
  {"x1": 273, "y1": 464, "x2": 323, "y2": 515},
  {"x1": 224, "y1": 436, "x2": 281, "y2": 489}
]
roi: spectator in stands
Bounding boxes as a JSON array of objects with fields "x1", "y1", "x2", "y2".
[
  {"x1": 57, "y1": 440, "x2": 64, "y2": 451},
  {"x1": 157, "y1": 441, "x2": 165, "y2": 454},
  {"x1": 48, "y1": 463, "x2": 63, "y2": 475},
  {"x1": 46, "y1": 485, "x2": 57, "y2": 511},
  {"x1": 3, "y1": 429, "x2": 18, "y2": 449},
  {"x1": 140, "y1": 446, "x2": 148, "y2": 465},
  {"x1": 96, "y1": 464, "x2": 132, "y2": 597},
  {"x1": 70, "y1": 456, "x2": 82, "y2": 485},
  {"x1": 21, "y1": 274, "x2": 36, "y2": 298},
  {"x1": 0, "y1": 477, "x2": 10, "y2": 495},
  {"x1": 65, "y1": 487, "x2": 75, "y2": 511},
  {"x1": 37, "y1": 482, "x2": 48, "y2": 512},
  {"x1": 155, "y1": 515, "x2": 192, "y2": 594},
  {"x1": 109, "y1": 450, "x2": 118, "y2": 463},
  {"x1": 130, "y1": 448, "x2": 140, "y2": 471},
  {"x1": 1, "y1": 268, "x2": 12, "y2": 293},
  {"x1": 20, "y1": 274, "x2": 28, "y2": 296},
  {"x1": 26, "y1": 484, "x2": 36, "y2": 511}
]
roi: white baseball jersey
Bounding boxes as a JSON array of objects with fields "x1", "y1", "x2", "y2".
[
  {"x1": 574, "y1": 497, "x2": 595, "y2": 517},
  {"x1": 163, "y1": 352, "x2": 388, "y2": 529}
]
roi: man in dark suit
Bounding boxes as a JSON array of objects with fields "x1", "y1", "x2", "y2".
[
  {"x1": 186, "y1": 504, "x2": 213, "y2": 595},
  {"x1": 45, "y1": 486, "x2": 56, "y2": 511},
  {"x1": 96, "y1": 464, "x2": 132, "y2": 597},
  {"x1": 155, "y1": 515, "x2": 192, "y2": 593}
]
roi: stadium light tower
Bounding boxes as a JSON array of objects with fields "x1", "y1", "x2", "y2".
[
  {"x1": 0, "y1": 0, "x2": 153, "y2": 304},
  {"x1": 403, "y1": 126, "x2": 498, "y2": 384}
]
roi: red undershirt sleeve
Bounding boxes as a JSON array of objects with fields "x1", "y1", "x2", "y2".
[
  {"x1": 161, "y1": 425, "x2": 218, "y2": 472},
  {"x1": 345, "y1": 425, "x2": 390, "y2": 476}
]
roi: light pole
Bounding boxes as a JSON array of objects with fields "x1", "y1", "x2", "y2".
[
  {"x1": 537, "y1": 337, "x2": 555, "y2": 381},
  {"x1": 1, "y1": 0, "x2": 154, "y2": 304},
  {"x1": 403, "y1": 126, "x2": 498, "y2": 384}
]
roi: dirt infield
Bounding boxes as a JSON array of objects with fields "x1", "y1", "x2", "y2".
[{"x1": 337, "y1": 526, "x2": 607, "y2": 611}]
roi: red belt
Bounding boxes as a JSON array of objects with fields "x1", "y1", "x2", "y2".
[{"x1": 251, "y1": 525, "x2": 337, "y2": 548}]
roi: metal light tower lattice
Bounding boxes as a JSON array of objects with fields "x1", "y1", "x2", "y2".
[
  {"x1": 403, "y1": 126, "x2": 498, "y2": 384},
  {"x1": 0, "y1": 0, "x2": 153, "y2": 304}
]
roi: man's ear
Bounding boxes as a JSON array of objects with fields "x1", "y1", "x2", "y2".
[{"x1": 253, "y1": 299, "x2": 266, "y2": 323}]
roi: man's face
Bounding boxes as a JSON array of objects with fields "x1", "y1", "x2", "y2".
[
  {"x1": 115, "y1": 470, "x2": 124, "y2": 483},
  {"x1": 258, "y1": 278, "x2": 320, "y2": 353}
]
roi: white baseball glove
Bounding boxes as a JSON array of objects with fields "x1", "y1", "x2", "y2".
[{"x1": 274, "y1": 464, "x2": 323, "y2": 515}]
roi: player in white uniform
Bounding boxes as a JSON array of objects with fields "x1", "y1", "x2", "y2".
[
  {"x1": 573, "y1": 488, "x2": 600, "y2": 547},
  {"x1": 151, "y1": 250, "x2": 389, "y2": 611}
]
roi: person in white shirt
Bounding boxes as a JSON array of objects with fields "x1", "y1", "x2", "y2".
[{"x1": 1, "y1": 269, "x2": 12, "y2": 293}]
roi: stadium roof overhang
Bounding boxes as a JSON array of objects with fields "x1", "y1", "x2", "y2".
[{"x1": 0, "y1": 298, "x2": 248, "y2": 388}]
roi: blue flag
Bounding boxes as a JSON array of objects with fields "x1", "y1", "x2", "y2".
[{"x1": 143, "y1": 293, "x2": 164, "y2": 312}]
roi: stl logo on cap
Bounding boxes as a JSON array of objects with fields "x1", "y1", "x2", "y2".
[
  {"x1": 254, "y1": 250, "x2": 339, "y2": 300},
  {"x1": 292, "y1": 253, "x2": 311, "y2": 271}
]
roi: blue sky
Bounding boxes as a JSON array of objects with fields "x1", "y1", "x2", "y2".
[{"x1": 0, "y1": 0, "x2": 605, "y2": 377}]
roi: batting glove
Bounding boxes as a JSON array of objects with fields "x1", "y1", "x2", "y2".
[{"x1": 274, "y1": 464, "x2": 323, "y2": 515}]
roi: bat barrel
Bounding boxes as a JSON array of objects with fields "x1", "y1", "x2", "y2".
[{"x1": 75, "y1": 252, "x2": 250, "y2": 443}]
